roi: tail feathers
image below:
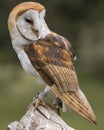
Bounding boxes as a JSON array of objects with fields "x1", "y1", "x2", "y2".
[{"x1": 51, "y1": 85, "x2": 97, "y2": 124}]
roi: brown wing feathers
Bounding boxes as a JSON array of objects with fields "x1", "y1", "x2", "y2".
[
  {"x1": 51, "y1": 85, "x2": 97, "y2": 124},
  {"x1": 23, "y1": 33, "x2": 78, "y2": 92},
  {"x1": 42, "y1": 65, "x2": 78, "y2": 93},
  {"x1": 23, "y1": 32, "x2": 97, "y2": 124}
]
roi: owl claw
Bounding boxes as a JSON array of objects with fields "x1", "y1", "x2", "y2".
[
  {"x1": 53, "y1": 97, "x2": 63, "y2": 108},
  {"x1": 49, "y1": 104, "x2": 61, "y2": 115},
  {"x1": 51, "y1": 97, "x2": 63, "y2": 115},
  {"x1": 28, "y1": 92, "x2": 47, "y2": 109}
]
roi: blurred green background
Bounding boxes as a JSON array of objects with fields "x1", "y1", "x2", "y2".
[{"x1": 0, "y1": 0, "x2": 104, "y2": 130}]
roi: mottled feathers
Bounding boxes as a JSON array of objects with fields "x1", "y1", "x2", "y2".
[{"x1": 23, "y1": 33, "x2": 77, "y2": 92}]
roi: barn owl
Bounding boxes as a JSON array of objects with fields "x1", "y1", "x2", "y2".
[{"x1": 8, "y1": 2, "x2": 97, "y2": 124}]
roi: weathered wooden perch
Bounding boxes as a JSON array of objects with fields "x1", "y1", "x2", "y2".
[{"x1": 7, "y1": 102, "x2": 75, "y2": 130}]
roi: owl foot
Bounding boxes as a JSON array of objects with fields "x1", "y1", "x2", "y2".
[
  {"x1": 28, "y1": 86, "x2": 50, "y2": 109},
  {"x1": 47, "y1": 103, "x2": 60, "y2": 115},
  {"x1": 52, "y1": 97, "x2": 63, "y2": 115},
  {"x1": 41, "y1": 97, "x2": 62, "y2": 115},
  {"x1": 28, "y1": 92, "x2": 47, "y2": 109}
]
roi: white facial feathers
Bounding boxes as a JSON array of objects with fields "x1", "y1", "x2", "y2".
[
  {"x1": 17, "y1": 10, "x2": 41, "y2": 41},
  {"x1": 16, "y1": 9, "x2": 50, "y2": 42}
]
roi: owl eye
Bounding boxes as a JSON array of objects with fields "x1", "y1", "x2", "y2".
[{"x1": 25, "y1": 18, "x2": 33, "y2": 25}]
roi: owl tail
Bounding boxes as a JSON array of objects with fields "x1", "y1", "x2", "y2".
[{"x1": 51, "y1": 85, "x2": 97, "y2": 124}]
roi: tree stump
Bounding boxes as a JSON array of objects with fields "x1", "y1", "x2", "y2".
[{"x1": 7, "y1": 102, "x2": 75, "y2": 130}]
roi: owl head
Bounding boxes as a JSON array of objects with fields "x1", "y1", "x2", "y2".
[{"x1": 8, "y1": 2, "x2": 50, "y2": 48}]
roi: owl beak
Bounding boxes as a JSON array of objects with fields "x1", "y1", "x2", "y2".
[{"x1": 31, "y1": 26, "x2": 40, "y2": 38}]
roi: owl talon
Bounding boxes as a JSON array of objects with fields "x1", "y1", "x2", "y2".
[
  {"x1": 50, "y1": 104, "x2": 61, "y2": 115},
  {"x1": 51, "y1": 97, "x2": 63, "y2": 115},
  {"x1": 28, "y1": 92, "x2": 47, "y2": 109},
  {"x1": 53, "y1": 97, "x2": 63, "y2": 108}
]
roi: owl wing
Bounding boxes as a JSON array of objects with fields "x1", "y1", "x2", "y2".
[
  {"x1": 24, "y1": 32, "x2": 78, "y2": 93},
  {"x1": 23, "y1": 32, "x2": 97, "y2": 124},
  {"x1": 41, "y1": 62, "x2": 78, "y2": 93}
]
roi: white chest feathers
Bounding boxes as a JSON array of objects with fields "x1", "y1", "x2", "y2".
[{"x1": 17, "y1": 49, "x2": 36, "y2": 75}]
